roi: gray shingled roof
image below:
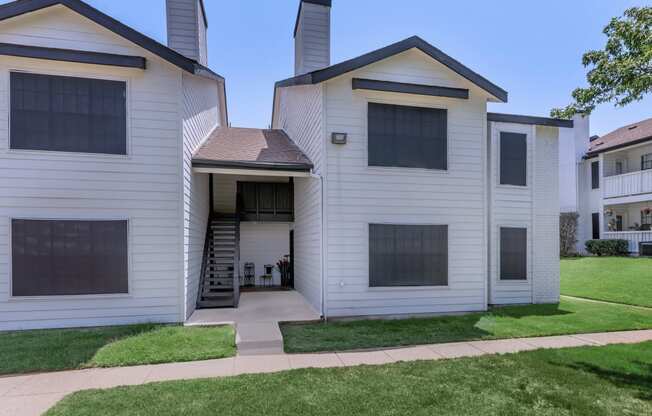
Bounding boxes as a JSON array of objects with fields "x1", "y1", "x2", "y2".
[
  {"x1": 587, "y1": 117, "x2": 652, "y2": 157},
  {"x1": 193, "y1": 128, "x2": 313, "y2": 172}
]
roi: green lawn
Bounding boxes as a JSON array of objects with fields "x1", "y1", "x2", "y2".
[
  {"x1": 561, "y1": 257, "x2": 652, "y2": 307},
  {"x1": 47, "y1": 342, "x2": 652, "y2": 416},
  {"x1": 0, "y1": 324, "x2": 235, "y2": 375},
  {"x1": 281, "y1": 298, "x2": 652, "y2": 353}
]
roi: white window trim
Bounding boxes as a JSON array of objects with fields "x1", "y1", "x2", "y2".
[
  {"x1": 496, "y1": 223, "x2": 530, "y2": 285},
  {"x1": 366, "y1": 222, "x2": 451, "y2": 290},
  {"x1": 5, "y1": 67, "x2": 133, "y2": 160},
  {"x1": 496, "y1": 128, "x2": 530, "y2": 189},
  {"x1": 362, "y1": 97, "x2": 451, "y2": 175},
  {"x1": 7, "y1": 216, "x2": 133, "y2": 301}
]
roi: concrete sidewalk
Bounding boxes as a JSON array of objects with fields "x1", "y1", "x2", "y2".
[{"x1": 2, "y1": 329, "x2": 652, "y2": 416}]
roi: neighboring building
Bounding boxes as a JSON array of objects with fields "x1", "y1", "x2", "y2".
[
  {"x1": 0, "y1": 0, "x2": 570, "y2": 331},
  {"x1": 569, "y1": 117, "x2": 652, "y2": 255}
]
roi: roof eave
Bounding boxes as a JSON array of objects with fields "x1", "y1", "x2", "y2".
[
  {"x1": 0, "y1": 0, "x2": 224, "y2": 81},
  {"x1": 586, "y1": 135, "x2": 652, "y2": 158},
  {"x1": 192, "y1": 159, "x2": 314, "y2": 172},
  {"x1": 488, "y1": 112, "x2": 574, "y2": 128},
  {"x1": 274, "y1": 36, "x2": 508, "y2": 103}
]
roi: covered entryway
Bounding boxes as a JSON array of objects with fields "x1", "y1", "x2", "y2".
[{"x1": 190, "y1": 127, "x2": 322, "y2": 319}]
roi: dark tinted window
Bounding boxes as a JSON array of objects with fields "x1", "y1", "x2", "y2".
[
  {"x1": 500, "y1": 132, "x2": 527, "y2": 186},
  {"x1": 368, "y1": 103, "x2": 447, "y2": 170},
  {"x1": 642, "y1": 154, "x2": 652, "y2": 171},
  {"x1": 11, "y1": 219, "x2": 128, "y2": 296},
  {"x1": 500, "y1": 227, "x2": 527, "y2": 280},
  {"x1": 592, "y1": 213, "x2": 600, "y2": 240},
  {"x1": 10, "y1": 72, "x2": 127, "y2": 154},
  {"x1": 591, "y1": 161, "x2": 600, "y2": 189},
  {"x1": 237, "y1": 182, "x2": 294, "y2": 222},
  {"x1": 369, "y1": 224, "x2": 448, "y2": 287}
]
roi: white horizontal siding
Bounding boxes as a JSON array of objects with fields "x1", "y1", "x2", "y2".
[
  {"x1": 294, "y1": 2, "x2": 330, "y2": 75},
  {"x1": 274, "y1": 84, "x2": 324, "y2": 314},
  {"x1": 0, "y1": 6, "x2": 185, "y2": 330},
  {"x1": 488, "y1": 122, "x2": 534, "y2": 305},
  {"x1": 323, "y1": 49, "x2": 490, "y2": 317},
  {"x1": 182, "y1": 72, "x2": 220, "y2": 319},
  {"x1": 166, "y1": 0, "x2": 201, "y2": 63}
]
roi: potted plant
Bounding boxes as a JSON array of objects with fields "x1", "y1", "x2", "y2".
[{"x1": 276, "y1": 256, "x2": 291, "y2": 288}]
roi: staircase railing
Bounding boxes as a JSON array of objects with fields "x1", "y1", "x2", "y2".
[
  {"x1": 233, "y1": 193, "x2": 242, "y2": 308},
  {"x1": 196, "y1": 213, "x2": 213, "y2": 307}
]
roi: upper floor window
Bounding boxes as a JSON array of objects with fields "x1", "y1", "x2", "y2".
[
  {"x1": 10, "y1": 72, "x2": 127, "y2": 155},
  {"x1": 500, "y1": 132, "x2": 527, "y2": 186},
  {"x1": 591, "y1": 161, "x2": 600, "y2": 189},
  {"x1": 367, "y1": 103, "x2": 447, "y2": 170},
  {"x1": 642, "y1": 154, "x2": 652, "y2": 171},
  {"x1": 615, "y1": 160, "x2": 624, "y2": 175}
]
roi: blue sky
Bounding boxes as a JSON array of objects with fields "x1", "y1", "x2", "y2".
[{"x1": 4, "y1": 0, "x2": 651, "y2": 136}]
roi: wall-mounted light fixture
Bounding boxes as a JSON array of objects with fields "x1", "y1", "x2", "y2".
[{"x1": 331, "y1": 132, "x2": 347, "y2": 145}]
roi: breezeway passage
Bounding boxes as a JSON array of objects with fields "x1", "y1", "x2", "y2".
[
  {"x1": 2, "y1": 329, "x2": 651, "y2": 416},
  {"x1": 187, "y1": 291, "x2": 321, "y2": 355}
]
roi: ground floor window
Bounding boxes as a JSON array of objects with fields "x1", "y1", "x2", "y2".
[
  {"x1": 642, "y1": 209, "x2": 652, "y2": 230},
  {"x1": 369, "y1": 224, "x2": 448, "y2": 287},
  {"x1": 11, "y1": 219, "x2": 128, "y2": 296},
  {"x1": 500, "y1": 227, "x2": 527, "y2": 280},
  {"x1": 592, "y1": 213, "x2": 600, "y2": 240}
]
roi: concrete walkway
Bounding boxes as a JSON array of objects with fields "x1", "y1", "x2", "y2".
[
  {"x1": 2, "y1": 329, "x2": 652, "y2": 416},
  {"x1": 187, "y1": 291, "x2": 321, "y2": 355}
]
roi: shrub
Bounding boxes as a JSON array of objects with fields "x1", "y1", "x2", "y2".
[
  {"x1": 560, "y1": 212, "x2": 580, "y2": 257},
  {"x1": 585, "y1": 239, "x2": 629, "y2": 256}
]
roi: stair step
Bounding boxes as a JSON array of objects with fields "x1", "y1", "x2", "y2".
[
  {"x1": 206, "y1": 278, "x2": 234, "y2": 286},
  {"x1": 197, "y1": 299, "x2": 234, "y2": 308},
  {"x1": 202, "y1": 293, "x2": 234, "y2": 301}
]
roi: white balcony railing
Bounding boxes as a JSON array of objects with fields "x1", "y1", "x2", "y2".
[
  {"x1": 604, "y1": 170, "x2": 652, "y2": 199},
  {"x1": 603, "y1": 231, "x2": 652, "y2": 253}
]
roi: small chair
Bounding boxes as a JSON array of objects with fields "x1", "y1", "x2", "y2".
[
  {"x1": 260, "y1": 264, "x2": 274, "y2": 288},
  {"x1": 243, "y1": 263, "x2": 255, "y2": 287}
]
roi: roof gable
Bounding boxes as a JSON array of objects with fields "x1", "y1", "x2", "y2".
[
  {"x1": 276, "y1": 36, "x2": 508, "y2": 103},
  {"x1": 0, "y1": 0, "x2": 223, "y2": 81}
]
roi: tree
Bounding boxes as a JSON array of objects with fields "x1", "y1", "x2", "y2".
[
  {"x1": 551, "y1": 7, "x2": 652, "y2": 119},
  {"x1": 560, "y1": 212, "x2": 579, "y2": 257}
]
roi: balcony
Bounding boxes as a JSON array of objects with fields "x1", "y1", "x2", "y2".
[
  {"x1": 604, "y1": 231, "x2": 652, "y2": 253},
  {"x1": 604, "y1": 170, "x2": 652, "y2": 199}
]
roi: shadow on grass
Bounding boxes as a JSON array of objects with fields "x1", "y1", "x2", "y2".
[
  {"x1": 489, "y1": 303, "x2": 573, "y2": 319},
  {"x1": 565, "y1": 361, "x2": 652, "y2": 401},
  {"x1": 0, "y1": 324, "x2": 166, "y2": 375}
]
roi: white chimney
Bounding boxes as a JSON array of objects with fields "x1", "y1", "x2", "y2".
[
  {"x1": 294, "y1": 0, "x2": 331, "y2": 76},
  {"x1": 166, "y1": 0, "x2": 208, "y2": 65},
  {"x1": 573, "y1": 114, "x2": 590, "y2": 163}
]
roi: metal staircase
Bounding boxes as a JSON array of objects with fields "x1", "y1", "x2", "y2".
[{"x1": 197, "y1": 214, "x2": 240, "y2": 309}]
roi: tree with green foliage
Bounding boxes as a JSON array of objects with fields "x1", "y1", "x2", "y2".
[{"x1": 551, "y1": 7, "x2": 652, "y2": 119}]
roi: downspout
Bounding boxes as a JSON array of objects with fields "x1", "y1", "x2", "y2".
[{"x1": 311, "y1": 172, "x2": 326, "y2": 321}]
